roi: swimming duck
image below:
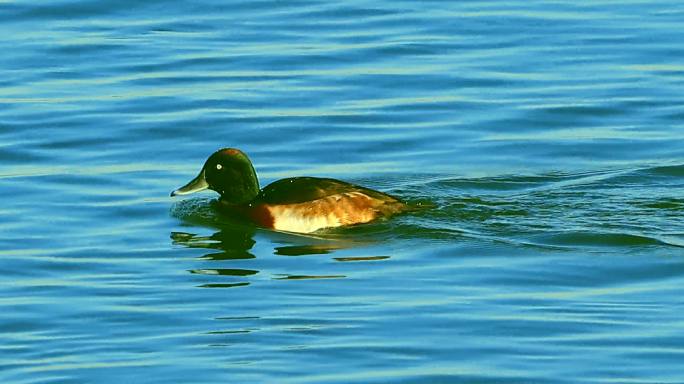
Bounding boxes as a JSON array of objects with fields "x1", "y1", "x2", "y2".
[{"x1": 171, "y1": 148, "x2": 406, "y2": 233}]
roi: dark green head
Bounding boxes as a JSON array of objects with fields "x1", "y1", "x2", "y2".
[{"x1": 171, "y1": 148, "x2": 260, "y2": 205}]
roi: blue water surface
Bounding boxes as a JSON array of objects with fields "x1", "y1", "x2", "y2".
[{"x1": 2, "y1": 1, "x2": 684, "y2": 383}]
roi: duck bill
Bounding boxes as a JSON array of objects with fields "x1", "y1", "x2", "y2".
[{"x1": 171, "y1": 169, "x2": 209, "y2": 197}]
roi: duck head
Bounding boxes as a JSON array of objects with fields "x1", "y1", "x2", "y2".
[{"x1": 171, "y1": 148, "x2": 260, "y2": 205}]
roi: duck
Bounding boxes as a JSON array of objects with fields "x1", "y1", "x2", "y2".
[{"x1": 171, "y1": 148, "x2": 406, "y2": 233}]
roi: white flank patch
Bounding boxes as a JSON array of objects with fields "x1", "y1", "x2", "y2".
[{"x1": 272, "y1": 207, "x2": 341, "y2": 233}]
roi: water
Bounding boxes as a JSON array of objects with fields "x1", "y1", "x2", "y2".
[{"x1": 2, "y1": 1, "x2": 684, "y2": 382}]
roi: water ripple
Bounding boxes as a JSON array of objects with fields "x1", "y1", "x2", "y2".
[{"x1": 3, "y1": 0, "x2": 684, "y2": 383}]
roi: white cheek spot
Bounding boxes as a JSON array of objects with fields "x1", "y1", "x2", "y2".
[{"x1": 216, "y1": 164, "x2": 223, "y2": 170}]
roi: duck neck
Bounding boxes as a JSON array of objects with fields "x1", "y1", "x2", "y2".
[{"x1": 218, "y1": 171, "x2": 260, "y2": 205}]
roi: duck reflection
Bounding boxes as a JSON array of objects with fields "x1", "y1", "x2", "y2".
[
  {"x1": 171, "y1": 226, "x2": 383, "y2": 288},
  {"x1": 171, "y1": 198, "x2": 391, "y2": 288},
  {"x1": 274, "y1": 243, "x2": 342, "y2": 256},
  {"x1": 171, "y1": 222, "x2": 259, "y2": 288},
  {"x1": 171, "y1": 226, "x2": 257, "y2": 261}
]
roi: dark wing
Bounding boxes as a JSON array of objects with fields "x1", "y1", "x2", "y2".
[{"x1": 256, "y1": 177, "x2": 400, "y2": 205}]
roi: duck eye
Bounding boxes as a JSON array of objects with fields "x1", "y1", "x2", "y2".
[{"x1": 216, "y1": 164, "x2": 223, "y2": 170}]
